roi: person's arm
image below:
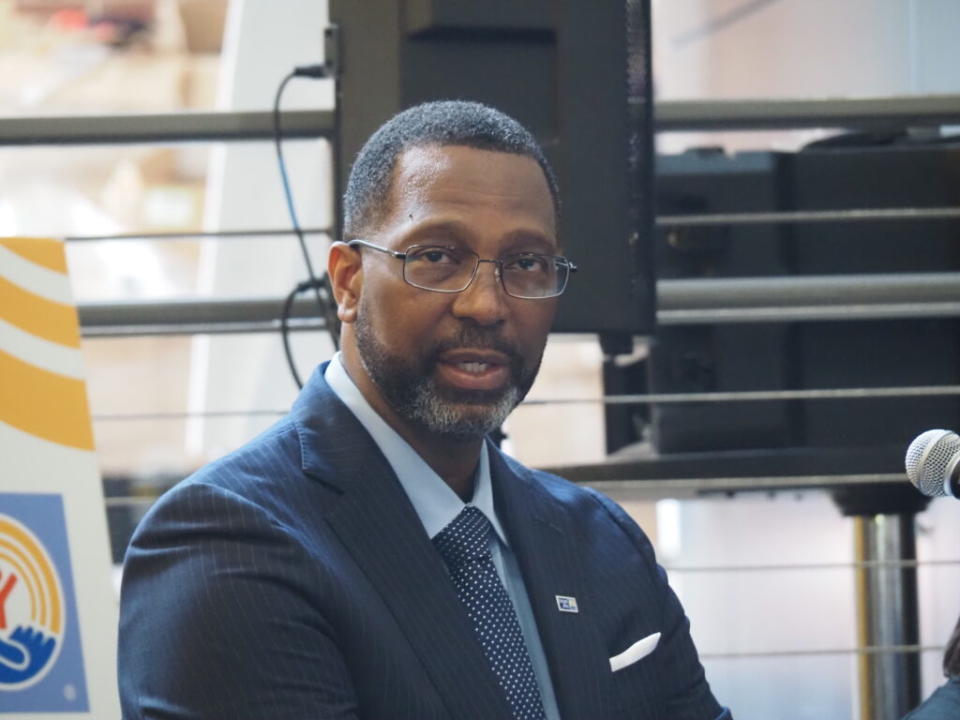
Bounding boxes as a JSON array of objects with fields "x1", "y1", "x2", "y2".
[
  {"x1": 944, "y1": 616, "x2": 960, "y2": 678},
  {"x1": 903, "y1": 679, "x2": 960, "y2": 719},
  {"x1": 590, "y1": 490, "x2": 732, "y2": 720},
  {"x1": 118, "y1": 481, "x2": 360, "y2": 720},
  {"x1": 654, "y1": 569, "x2": 732, "y2": 720},
  {"x1": 903, "y1": 616, "x2": 960, "y2": 719}
]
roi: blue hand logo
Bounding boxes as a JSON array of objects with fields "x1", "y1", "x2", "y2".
[{"x1": 0, "y1": 626, "x2": 56, "y2": 685}]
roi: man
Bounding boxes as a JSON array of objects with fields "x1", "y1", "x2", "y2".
[{"x1": 119, "y1": 101, "x2": 729, "y2": 720}]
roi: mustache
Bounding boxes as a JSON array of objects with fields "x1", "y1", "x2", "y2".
[{"x1": 427, "y1": 327, "x2": 523, "y2": 370}]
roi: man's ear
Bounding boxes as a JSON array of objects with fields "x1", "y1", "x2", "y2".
[{"x1": 328, "y1": 241, "x2": 362, "y2": 324}]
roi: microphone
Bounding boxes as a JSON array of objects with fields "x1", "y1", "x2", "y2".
[{"x1": 905, "y1": 429, "x2": 960, "y2": 499}]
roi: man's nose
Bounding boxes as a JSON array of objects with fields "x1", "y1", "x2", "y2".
[{"x1": 450, "y1": 260, "x2": 508, "y2": 326}]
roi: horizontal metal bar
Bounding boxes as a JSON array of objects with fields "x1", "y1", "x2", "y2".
[
  {"x1": 659, "y1": 271, "x2": 960, "y2": 324},
  {"x1": 101, "y1": 474, "x2": 910, "y2": 504},
  {"x1": 657, "y1": 207, "x2": 960, "y2": 227},
  {"x1": 76, "y1": 273, "x2": 960, "y2": 336},
  {"x1": 108, "y1": 479, "x2": 947, "y2": 514},
  {"x1": 58, "y1": 207, "x2": 960, "y2": 244},
  {"x1": 94, "y1": 501, "x2": 960, "y2": 576},
  {"x1": 79, "y1": 302, "x2": 960, "y2": 335},
  {"x1": 578, "y1": 472, "x2": 960, "y2": 499},
  {"x1": 89, "y1": 386, "x2": 960, "y2": 424},
  {"x1": 65, "y1": 227, "x2": 332, "y2": 242},
  {"x1": 78, "y1": 297, "x2": 326, "y2": 337},
  {"x1": 656, "y1": 95, "x2": 960, "y2": 131},
  {"x1": 81, "y1": 319, "x2": 325, "y2": 337},
  {"x1": 664, "y1": 559, "x2": 960, "y2": 574},
  {"x1": 93, "y1": 409, "x2": 287, "y2": 422},
  {"x1": 0, "y1": 109, "x2": 334, "y2": 146},
  {"x1": 662, "y1": 273, "x2": 960, "y2": 308},
  {"x1": 2, "y1": 95, "x2": 957, "y2": 148},
  {"x1": 698, "y1": 644, "x2": 944, "y2": 661},
  {"x1": 55, "y1": 208, "x2": 960, "y2": 245},
  {"x1": 525, "y1": 386, "x2": 960, "y2": 405},
  {"x1": 659, "y1": 302, "x2": 960, "y2": 324},
  {"x1": 585, "y1": 474, "x2": 906, "y2": 496}
]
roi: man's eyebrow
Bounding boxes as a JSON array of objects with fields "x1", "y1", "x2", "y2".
[
  {"x1": 404, "y1": 218, "x2": 474, "y2": 238},
  {"x1": 502, "y1": 231, "x2": 558, "y2": 253},
  {"x1": 402, "y1": 219, "x2": 557, "y2": 250}
]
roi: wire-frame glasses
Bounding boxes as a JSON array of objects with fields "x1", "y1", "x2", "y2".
[{"x1": 348, "y1": 240, "x2": 577, "y2": 299}]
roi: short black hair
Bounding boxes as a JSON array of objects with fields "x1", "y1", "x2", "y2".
[{"x1": 343, "y1": 100, "x2": 559, "y2": 238}]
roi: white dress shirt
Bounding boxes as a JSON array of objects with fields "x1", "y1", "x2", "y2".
[{"x1": 324, "y1": 354, "x2": 561, "y2": 719}]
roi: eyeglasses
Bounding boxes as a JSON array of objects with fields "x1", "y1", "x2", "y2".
[{"x1": 348, "y1": 239, "x2": 577, "y2": 299}]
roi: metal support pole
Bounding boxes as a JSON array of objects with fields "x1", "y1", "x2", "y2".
[{"x1": 854, "y1": 514, "x2": 922, "y2": 720}]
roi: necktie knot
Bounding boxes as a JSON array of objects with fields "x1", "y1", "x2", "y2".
[{"x1": 433, "y1": 506, "x2": 491, "y2": 568}]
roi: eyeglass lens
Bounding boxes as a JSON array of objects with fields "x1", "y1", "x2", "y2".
[{"x1": 402, "y1": 246, "x2": 568, "y2": 298}]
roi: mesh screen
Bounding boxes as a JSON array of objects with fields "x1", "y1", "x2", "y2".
[
  {"x1": 905, "y1": 429, "x2": 960, "y2": 496},
  {"x1": 625, "y1": 0, "x2": 654, "y2": 328}
]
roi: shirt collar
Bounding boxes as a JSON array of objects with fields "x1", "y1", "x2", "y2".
[{"x1": 324, "y1": 353, "x2": 508, "y2": 545}]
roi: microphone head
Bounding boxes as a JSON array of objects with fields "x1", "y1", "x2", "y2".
[{"x1": 905, "y1": 429, "x2": 960, "y2": 498}]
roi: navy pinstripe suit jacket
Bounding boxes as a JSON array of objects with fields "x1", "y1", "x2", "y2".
[{"x1": 118, "y1": 366, "x2": 729, "y2": 720}]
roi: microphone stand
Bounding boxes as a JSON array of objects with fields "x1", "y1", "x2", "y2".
[{"x1": 832, "y1": 485, "x2": 931, "y2": 720}]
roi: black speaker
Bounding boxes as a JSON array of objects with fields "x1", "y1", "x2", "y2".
[
  {"x1": 648, "y1": 143, "x2": 960, "y2": 455},
  {"x1": 329, "y1": 0, "x2": 656, "y2": 335}
]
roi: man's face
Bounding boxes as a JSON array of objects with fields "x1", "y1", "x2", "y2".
[{"x1": 343, "y1": 144, "x2": 559, "y2": 441}]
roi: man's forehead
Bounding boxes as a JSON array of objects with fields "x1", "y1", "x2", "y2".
[
  {"x1": 384, "y1": 144, "x2": 556, "y2": 227},
  {"x1": 393, "y1": 144, "x2": 544, "y2": 185}
]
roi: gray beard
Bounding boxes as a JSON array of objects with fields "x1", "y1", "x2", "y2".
[
  {"x1": 403, "y1": 379, "x2": 519, "y2": 441},
  {"x1": 353, "y1": 310, "x2": 535, "y2": 442}
]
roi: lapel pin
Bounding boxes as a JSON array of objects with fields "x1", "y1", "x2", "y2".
[{"x1": 555, "y1": 595, "x2": 579, "y2": 613}]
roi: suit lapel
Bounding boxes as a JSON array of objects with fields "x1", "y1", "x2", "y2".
[
  {"x1": 292, "y1": 369, "x2": 512, "y2": 720},
  {"x1": 489, "y1": 446, "x2": 621, "y2": 720}
]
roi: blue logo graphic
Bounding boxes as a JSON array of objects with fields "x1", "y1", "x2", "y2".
[
  {"x1": 0, "y1": 494, "x2": 88, "y2": 713},
  {"x1": 555, "y1": 595, "x2": 579, "y2": 613}
]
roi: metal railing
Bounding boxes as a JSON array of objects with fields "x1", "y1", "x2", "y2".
[
  {"x1": 72, "y1": 271, "x2": 960, "y2": 336},
  {"x1": 0, "y1": 109, "x2": 333, "y2": 145},
  {"x1": 655, "y1": 94, "x2": 960, "y2": 131},
  {"x1": 0, "y1": 94, "x2": 955, "y2": 335},
  {"x1": 12, "y1": 95, "x2": 952, "y2": 720},
  {"x1": 2, "y1": 94, "x2": 959, "y2": 144}
]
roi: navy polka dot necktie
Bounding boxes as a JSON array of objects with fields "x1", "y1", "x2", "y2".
[{"x1": 433, "y1": 506, "x2": 547, "y2": 720}]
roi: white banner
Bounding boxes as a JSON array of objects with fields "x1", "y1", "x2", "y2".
[{"x1": 0, "y1": 237, "x2": 119, "y2": 718}]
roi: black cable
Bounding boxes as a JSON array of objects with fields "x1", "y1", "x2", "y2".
[
  {"x1": 273, "y1": 66, "x2": 341, "y2": 388},
  {"x1": 281, "y1": 278, "x2": 326, "y2": 389}
]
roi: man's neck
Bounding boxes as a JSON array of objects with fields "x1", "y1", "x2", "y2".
[
  {"x1": 341, "y1": 350, "x2": 483, "y2": 501},
  {"x1": 400, "y1": 430, "x2": 482, "y2": 502}
]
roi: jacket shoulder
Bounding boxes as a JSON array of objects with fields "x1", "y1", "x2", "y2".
[
  {"x1": 183, "y1": 416, "x2": 302, "y2": 493},
  {"x1": 137, "y1": 415, "x2": 319, "y2": 541},
  {"x1": 498, "y1": 451, "x2": 656, "y2": 555}
]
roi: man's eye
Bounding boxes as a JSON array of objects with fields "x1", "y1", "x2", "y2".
[
  {"x1": 409, "y1": 247, "x2": 460, "y2": 264},
  {"x1": 505, "y1": 254, "x2": 549, "y2": 273}
]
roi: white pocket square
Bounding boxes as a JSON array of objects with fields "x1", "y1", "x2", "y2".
[{"x1": 609, "y1": 632, "x2": 661, "y2": 672}]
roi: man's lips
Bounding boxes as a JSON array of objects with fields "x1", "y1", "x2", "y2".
[{"x1": 435, "y1": 349, "x2": 512, "y2": 391}]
